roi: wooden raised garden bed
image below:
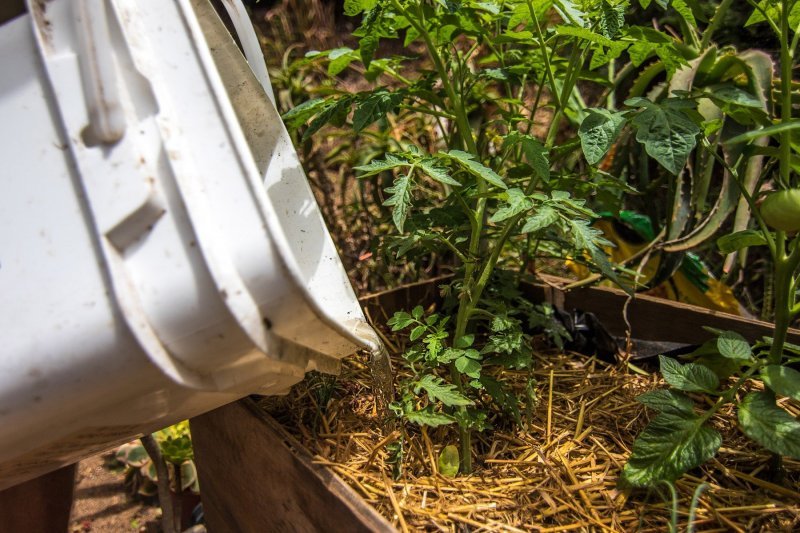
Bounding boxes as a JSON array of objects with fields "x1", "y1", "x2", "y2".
[{"x1": 191, "y1": 279, "x2": 800, "y2": 532}]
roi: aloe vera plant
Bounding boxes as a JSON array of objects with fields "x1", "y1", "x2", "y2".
[{"x1": 622, "y1": 0, "x2": 800, "y2": 488}]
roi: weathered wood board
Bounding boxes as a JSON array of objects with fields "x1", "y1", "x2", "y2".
[{"x1": 191, "y1": 400, "x2": 393, "y2": 533}]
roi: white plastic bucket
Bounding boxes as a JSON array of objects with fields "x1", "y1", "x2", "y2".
[{"x1": 0, "y1": 0, "x2": 370, "y2": 489}]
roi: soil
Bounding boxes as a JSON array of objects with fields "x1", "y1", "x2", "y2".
[{"x1": 69, "y1": 452, "x2": 161, "y2": 533}]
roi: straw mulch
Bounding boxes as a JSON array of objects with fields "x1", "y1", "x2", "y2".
[{"x1": 260, "y1": 341, "x2": 800, "y2": 532}]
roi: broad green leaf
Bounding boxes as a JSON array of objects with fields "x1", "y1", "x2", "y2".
[
  {"x1": 282, "y1": 98, "x2": 327, "y2": 130},
  {"x1": 637, "y1": 389, "x2": 695, "y2": 415},
  {"x1": 632, "y1": 103, "x2": 700, "y2": 175},
  {"x1": 455, "y1": 334, "x2": 474, "y2": 349},
  {"x1": 442, "y1": 150, "x2": 507, "y2": 189},
  {"x1": 358, "y1": 5, "x2": 382, "y2": 68},
  {"x1": 762, "y1": 366, "x2": 800, "y2": 401},
  {"x1": 455, "y1": 356, "x2": 481, "y2": 378},
  {"x1": 490, "y1": 188, "x2": 532, "y2": 223},
  {"x1": 328, "y1": 47, "x2": 356, "y2": 76},
  {"x1": 716, "y1": 331, "x2": 752, "y2": 361},
  {"x1": 406, "y1": 408, "x2": 456, "y2": 427},
  {"x1": 412, "y1": 305, "x2": 424, "y2": 320},
  {"x1": 418, "y1": 158, "x2": 460, "y2": 186},
  {"x1": 521, "y1": 206, "x2": 559, "y2": 233},
  {"x1": 438, "y1": 348, "x2": 464, "y2": 363},
  {"x1": 353, "y1": 90, "x2": 403, "y2": 132},
  {"x1": 344, "y1": 0, "x2": 377, "y2": 16},
  {"x1": 659, "y1": 355, "x2": 719, "y2": 393},
  {"x1": 579, "y1": 108, "x2": 627, "y2": 165},
  {"x1": 383, "y1": 170, "x2": 414, "y2": 232},
  {"x1": 738, "y1": 392, "x2": 800, "y2": 458},
  {"x1": 415, "y1": 375, "x2": 474, "y2": 407},
  {"x1": 717, "y1": 230, "x2": 768, "y2": 254},
  {"x1": 410, "y1": 325, "x2": 426, "y2": 341},
  {"x1": 567, "y1": 219, "x2": 629, "y2": 292},
  {"x1": 504, "y1": 132, "x2": 550, "y2": 181},
  {"x1": 438, "y1": 445, "x2": 460, "y2": 477},
  {"x1": 622, "y1": 411, "x2": 721, "y2": 486}
]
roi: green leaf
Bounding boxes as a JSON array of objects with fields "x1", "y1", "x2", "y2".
[
  {"x1": 406, "y1": 407, "x2": 456, "y2": 427},
  {"x1": 302, "y1": 97, "x2": 354, "y2": 141},
  {"x1": 442, "y1": 150, "x2": 507, "y2": 189},
  {"x1": 383, "y1": 169, "x2": 414, "y2": 232},
  {"x1": 717, "y1": 230, "x2": 768, "y2": 254},
  {"x1": 622, "y1": 411, "x2": 722, "y2": 487},
  {"x1": 671, "y1": 0, "x2": 696, "y2": 27},
  {"x1": 353, "y1": 90, "x2": 403, "y2": 132},
  {"x1": 438, "y1": 445, "x2": 460, "y2": 477},
  {"x1": 553, "y1": 0, "x2": 586, "y2": 26},
  {"x1": 637, "y1": 389, "x2": 695, "y2": 415},
  {"x1": 521, "y1": 206, "x2": 559, "y2": 234},
  {"x1": 600, "y1": 0, "x2": 626, "y2": 39},
  {"x1": 328, "y1": 47, "x2": 356, "y2": 76},
  {"x1": 579, "y1": 108, "x2": 627, "y2": 165},
  {"x1": 410, "y1": 325, "x2": 426, "y2": 341},
  {"x1": 344, "y1": 0, "x2": 377, "y2": 16},
  {"x1": 455, "y1": 334, "x2": 474, "y2": 349},
  {"x1": 762, "y1": 366, "x2": 800, "y2": 401},
  {"x1": 455, "y1": 356, "x2": 481, "y2": 378},
  {"x1": 388, "y1": 311, "x2": 414, "y2": 331},
  {"x1": 282, "y1": 98, "x2": 328, "y2": 130},
  {"x1": 659, "y1": 355, "x2": 719, "y2": 393},
  {"x1": 631, "y1": 102, "x2": 700, "y2": 175},
  {"x1": 490, "y1": 188, "x2": 532, "y2": 223},
  {"x1": 358, "y1": 5, "x2": 383, "y2": 68},
  {"x1": 412, "y1": 305, "x2": 424, "y2": 320},
  {"x1": 418, "y1": 157, "x2": 460, "y2": 186},
  {"x1": 725, "y1": 119, "x2": 800, "y2": 145},
  {"x1": 415, "y1": 375, "x2": 474, "y2": 407},
  {"x1": 738, "y1": 392, "x2": 800, "y2": 459},
  {"x1": 716, "y1": 331, "x2": 752, "y2": 361},
  {"x1": 354, "y1": 154, "x2": 408, "y2": 177},
  {"x1": 480, "y1": 375, "x2": 521, "y2": 423}
]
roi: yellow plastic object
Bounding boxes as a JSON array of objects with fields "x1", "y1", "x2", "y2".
[{"x1": 570, "y1": 219, "x2": 742, "y2": 316}]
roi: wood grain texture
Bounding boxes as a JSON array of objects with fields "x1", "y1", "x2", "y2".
[{"x1": 190, "y1": 400, "x2": 393, "y2": 533}]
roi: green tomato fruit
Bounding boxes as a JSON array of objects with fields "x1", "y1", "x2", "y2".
[{"x1": 761, "y1": 189, "x2": 800, "y2": 232}]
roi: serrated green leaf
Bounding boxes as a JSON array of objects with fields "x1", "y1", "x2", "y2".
[
  {"x1": 637, "y1": 389, "x2": 695, "y2": 415},
  {"x1": 480, "y1": 375, "x2": 521, "y2": 424},
  {"x1": 659, "y1": 355, "x2": 719, "y2": 393},
  {"x1": 521, "y1": 206, "x2": 559, "y2": 234},
  {"x1": 415, "y1": 375, "x2": 474, "y2": 407},
  {"x1": 738, "y1": 392, "x2": 800, "y2": 458},
  {"x1": 442, "y1": 150, "x2": 507, "y2": 189},
  {"x1": 671, "y1": 0, "x2": 696, "y2": 27},
  {"x1": 302, "y1": 97, "x2": 354, "y2": 141},
  {"x1": 406, "y1": 408, "x2": 456, "y2": 427},
  {"x1": 438, "y1": 445, "x2": 460, "y2": 476},
  {"x1": 762, "y1": 366, "x2": 800, "y2": 401},
  {"x1": 438, "y1": 348, "x2": 464, "y2": 363},
  {"x1": 600, "y1": 0, "x2": 626, "y2": 39},
  {"x1": 354, "y1": 154, "x2": 408, "y2": 177},
  {"x1": 282, "y1": 98, "x2": 328, "y2": 130},
  {"x1": 622, "y1": 411, "x2": 721, "y2": 487},
  {"x1": 579, "y1": 108, "x2": 627, "y2": 165},
  {"x1": 717, "y1": 230, "x2": 768, "y2": 254},
  {"x1": 717, "y1": 331, "x2": 752, "y2": 361},
  {"x1": 353, "y1": 90, "x2": 404, "y2": 132},
  {"x1": 418, "y1": 158, "x2": 460, "y2": 186},
  {"x1": 553, "y1": 0, "x2": 586, "y2": 26},
  {"x1": 490, "y1": 188, "x2": 532, "y2": 223},
  {"x1": 632, "y1": 103, "x2": 700, "y2": 174},
  {"x1": 455, "y1": 356, "x2": 481, "y2": 378},
  {"x1": 383, "y1": 169, "x2": 414, "y2": 232}
]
